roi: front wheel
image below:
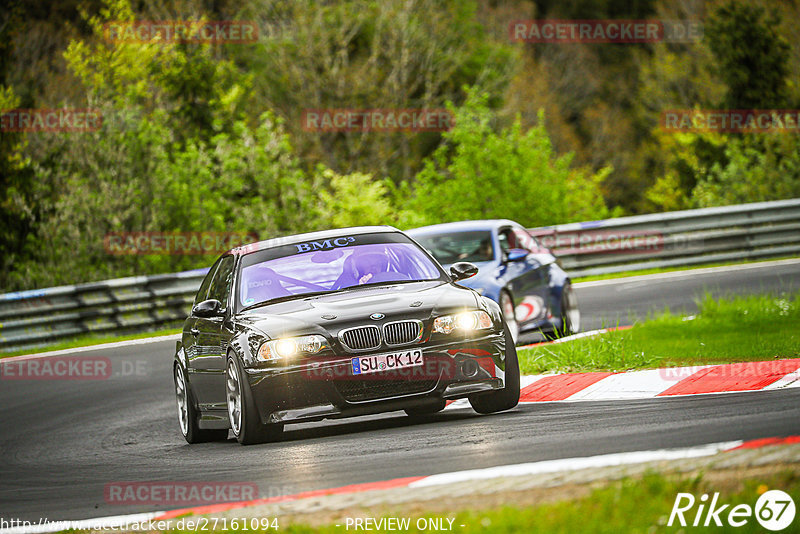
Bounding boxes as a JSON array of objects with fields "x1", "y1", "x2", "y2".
[
  {"x1": 226, "y1": 355, "x2": 283, "y2": 445},
  {"x1": 174, "y1": 363, "x2": 228, "y2": 444},
  {"x1": 468, "y1": 325, "x2": 520, "y2": 414},
  {"x1": 554, "y1": 283, "x2": 580, "y2": 337}
]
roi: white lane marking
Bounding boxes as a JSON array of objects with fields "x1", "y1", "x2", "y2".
[
  {"x1": 566, "y1": 369, "x2": 674, "y2": 400},
  {"x1": 408, "y1": 441, "x2": 744, "y2": 488},
  {"x1": 517, "y1": 328, "x2": 619, "y2": 349},
  {"x1": 574, "y1": 257, "x2": 800, "y2": 288},
  {"x1": 445, "y1": 398, "x2": 471, "y2": 410},
  {"x1": 2, "y1": 334, "x2": 180, "y2": 362},
  {"x1": 764, "y1": 370, "x2": 800, "y2": 390},
  {"x1": 0, "y1": 441, "x2": 750, "y2": 533},
  {"x1": 521, "y1": 374, "x2": 549, "y2": 388},
  {"x1": 0, "y1": 512, "x2": 163, "y2": 534}
]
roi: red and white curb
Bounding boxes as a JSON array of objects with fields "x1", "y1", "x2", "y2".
[
  {"x1": 4, "y1": 436, "x2": 799, "y2": 534},
  {"x1": 442, "y1": 358, "x2": 800, "y2": 410}
]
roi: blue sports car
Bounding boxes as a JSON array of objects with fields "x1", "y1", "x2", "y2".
[{"x1": 407, "y1": 220, "x2": 580, "y2": 343}]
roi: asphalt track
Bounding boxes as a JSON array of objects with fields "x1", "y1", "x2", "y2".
[{"x1": 1, "y1": 260, "x2": 799, "y2": 522}]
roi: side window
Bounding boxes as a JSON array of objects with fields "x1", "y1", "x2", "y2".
[
  {"x1": 498, "y1": 228, "x2": 515, "y2": 252},
  {"x1": 513, "y1": 228, "x2": 536, "y2": 253},
  {"x1": 207, "y1": 256, "x2": 235, "y2": 309},
  {"x1": 194, "y1": 258, "x2": 222, "y2": 306}
]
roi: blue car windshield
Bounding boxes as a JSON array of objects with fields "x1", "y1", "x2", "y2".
[
  {"x1": 238, "y1": 236, "x2": 443, "y2": 309},
  {"x1": 414, "y1": 231, "x2": 494, "y2": 265}
]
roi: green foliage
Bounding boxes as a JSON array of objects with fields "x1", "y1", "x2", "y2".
[
  {"x1": 316, "y1": 168, "x2": 396, "y2": 229},
  {"x1": 4, "y1": 0, "x2": 800, "y2": 291},
  {"x1": 403, "y1": 89, "x2": 611, "y2": 228},
  {"x1": 705, "y1": 0, "x2": 791, "y2": 109},
  {"x1": 232, "y1": 0, "x2": 517, "y2": 181},
  {"x1": 10, "y1": 0, "x2": 319, "y2": 289},
  {"x1": 692, "y1": 134, "x2": 800, "y2": 207},
  {"x1": 0, "y1": 85, "x2": 36, "y2": 289},
  {"x1": 518, "y1": 291, "x2": 800, "y2": 374}
]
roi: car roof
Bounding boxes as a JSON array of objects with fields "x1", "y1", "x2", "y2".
[
  {"x1": 406, "y1": 219, "x2": 520, "y2": 235},
  {"x1": 227, "y1": 225, "x2": 402, "y2": 256}
]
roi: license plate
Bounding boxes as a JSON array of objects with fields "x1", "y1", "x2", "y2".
[{"x1": 351, "y1": 349, "x2": 424, "y2": 375}]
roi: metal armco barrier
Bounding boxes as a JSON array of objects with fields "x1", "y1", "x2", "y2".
[
  {"x1": 0, "y1": 270, "x2": 208, "y2": 353},
  {"x1": 528, "y1": 198, "x2": 800, "y2": 277},
  {"x1": 2, "y1": 198, "x2": 799, "y2": 353}
]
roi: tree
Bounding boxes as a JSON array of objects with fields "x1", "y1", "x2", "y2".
[
  {"x1": 231, "y1": 0, "x2": 516, "y2": 182},
  {"x1": 705, "y1": 0, "x2": 791, "y2": 109},
  {"x1": 402, "y1": 89, "x2": 612, "y2": 229},
  {"x1": 317, "y1": 168, "x2": 395, "y2": 229}
]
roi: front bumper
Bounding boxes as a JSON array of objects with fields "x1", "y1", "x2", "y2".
[{"x1": 244, "y1": 332, "x2": 506, "y2": 425}]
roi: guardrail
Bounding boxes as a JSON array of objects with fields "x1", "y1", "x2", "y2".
[
  {"x1": 528, "y1": 198, "x2": 800, "y2": 278},
  {"x1": 0, "y1": 270, "x2": 208, "y2": 353},
  {"x1": 2, "y1": 198, "x2": 799, "y2": 353}
]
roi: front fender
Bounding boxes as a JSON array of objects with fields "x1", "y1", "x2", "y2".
[
  {"x1": 479, "y1": 295, "x2": 505, "y2": 334},
  {"x1": 547, "y1": 264, "x2": 571, "y2": 313},
  {"x1": 229, "y1": 329, "x2": 267, "y2": 368},
  {"x1": 174, "y1": 341, "x2": 186, "y2": 369}
]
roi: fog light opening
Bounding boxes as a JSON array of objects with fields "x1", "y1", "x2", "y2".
[{"x1": 460, "y1": 359, "x2": 480, "y2": 379}]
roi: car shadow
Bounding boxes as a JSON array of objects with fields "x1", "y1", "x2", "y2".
[{"x1": 275, "y1": 407, "x2": 522, "y2": 443}]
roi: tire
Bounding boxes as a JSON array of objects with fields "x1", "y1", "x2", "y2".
[
  {"x1": 550, "y1": 282, "x2": 580, "y2": 338},
  {"x1": 404, "y1": 399, "x2": 447, "y2": 416},
  {"x1": 174, "y1": 363, "x2": 228, "y2": 444},
  {"x1": 468, "y1": 325, "x2": 520, "y2": 414},
  {"x1": 499, "y1": 291, "x2": 519, "y2": 344},
  {"x1": 226, "y1": 355, "x2": 284, "y2": 445}
]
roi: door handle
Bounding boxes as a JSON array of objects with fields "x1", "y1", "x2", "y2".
[{"x1": 190, "y1": 328, "x2": 200, "y2": 337}]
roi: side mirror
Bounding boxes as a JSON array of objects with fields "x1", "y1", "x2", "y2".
[
  {"x1": 505, "y1": 248, "x2": 529, "y2": 262},
  {"x1": 450, "y1": 262, "x2": 479, "y2": 281},
  {"x1": 193, "y1": 298, "x2": 224, "y2": 318}
]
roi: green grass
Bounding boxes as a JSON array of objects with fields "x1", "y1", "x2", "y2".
[
  {"x1": 0, "y1": 326, "x2": 181, "y2": 358},
  {"x1": 418, "y1": 471, "x2": 800, "y2": 534},
  {"x1": 166, "y1": 470, "x2": 800, "y2": 533},
  {"x1": 574, "y1": 256, "x2": 799, "y2": 283},
  {"x1": 519, "y1": 291, "x2": 800, "y2": 374}
]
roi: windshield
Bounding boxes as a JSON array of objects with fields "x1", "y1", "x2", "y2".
[
  {"x1": 413, "y1": 230, "x2": 495, "y2": 265},
  {"x1": 237, "y1": 233, "x2": 443, "y2": 309}
]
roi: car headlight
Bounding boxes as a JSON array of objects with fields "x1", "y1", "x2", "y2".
[
  {"x1": 433, "y1": 311, "x2": 493, "y2": 334},
  {"x1": 257, "y1": 335, "x2": 329, "y2": 361}
]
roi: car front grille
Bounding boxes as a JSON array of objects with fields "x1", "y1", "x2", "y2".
[
  {"x1": 334, "y1": 377, "x2": 438, "y2": 402},
  {"x1": 383, "y1": 320, "x2": 423, "y2": 346},
  {"x1": 339, "y1": 325, "x2": 381, "y2": 352}
]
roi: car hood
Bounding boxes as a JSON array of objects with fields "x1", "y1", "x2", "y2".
[{"x1": 235, "y1": 280, "x2": 481, "y2": 339}]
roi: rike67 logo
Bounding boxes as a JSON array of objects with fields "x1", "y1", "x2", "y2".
[{"x1": 669, "y1": 489, "x2": 796, "y2": 531}]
